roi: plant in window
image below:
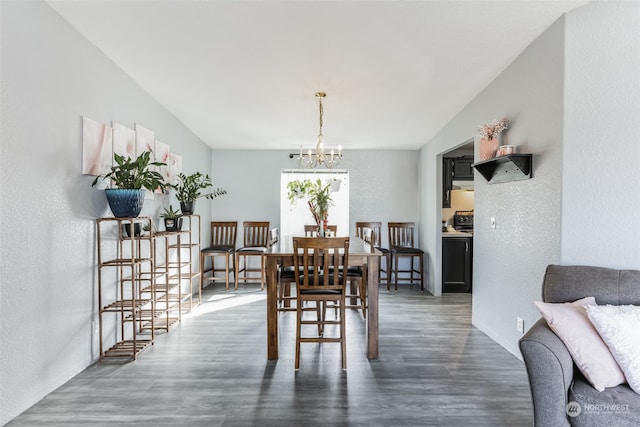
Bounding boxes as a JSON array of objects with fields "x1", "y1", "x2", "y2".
[{"x1": 287, "y1": 178, "x2": 341, "y2": 235}]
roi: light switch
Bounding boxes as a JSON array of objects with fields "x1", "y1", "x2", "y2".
[{"x1": 490, "y1": 217, "x2": 496, "y2": 229}]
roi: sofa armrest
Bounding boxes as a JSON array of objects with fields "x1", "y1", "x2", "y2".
[{"x1": 519, "y1": 318, "x2": 574, "y2": 427}]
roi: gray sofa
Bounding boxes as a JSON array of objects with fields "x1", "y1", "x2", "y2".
[{"x1": 519, "y1": 264, "x2": 640, "y2": 427}]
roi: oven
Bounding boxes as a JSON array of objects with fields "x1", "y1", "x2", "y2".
[{"x1": 453, "y1": 210, "x2": 474, "y2": 232}]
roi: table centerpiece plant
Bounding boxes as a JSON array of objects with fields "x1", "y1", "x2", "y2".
[{"x1": 170, "y1": 172, "x2": 227, "y2": 215}]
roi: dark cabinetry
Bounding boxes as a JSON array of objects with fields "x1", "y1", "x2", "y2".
[
  {"x1": 452, "y1": 157, "x2": 474, "y2": 180},
  {"x1": 443, "y1": 158, "x2": 453, "y2": 208},
  {"x1": 443, "y1": 156, "x2": 474, "y2": 207},
  {"x1": 442, "y1": 237, "x2": 472, "y2": 293}
]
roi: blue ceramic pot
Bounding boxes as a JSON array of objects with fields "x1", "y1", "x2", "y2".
[{"x1": 105, "y1": 189, "x2": 145, "y2": 218}]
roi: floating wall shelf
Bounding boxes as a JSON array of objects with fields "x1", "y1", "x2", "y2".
[{"x1": 472, "y1": 154, "x2": 532, "y2": 184}]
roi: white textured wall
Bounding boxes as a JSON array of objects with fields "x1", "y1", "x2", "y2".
[
  {"x1": 211, "y1": 149, "x2": 419, "y2": 247},
  {"x1": 0, "y1": 2, "x2": 212, "y2": 424},
  {"x1": 420, "y1": 17, "x2": 565, "y2": 356},
  {"x1": 561, "y1": 1, "x2": 640, "y2": 268},
  {"x1": 421, "y1": 1, "x2": 640, "y2": 359}
]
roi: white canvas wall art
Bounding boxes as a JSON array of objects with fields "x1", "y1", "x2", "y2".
[
  {"x1": 135, "y1": 124, "x2": 154, "y2": 156},
  {"x1": 82, "y1": 116, "x2": 112, "y2": 175},
  {"x1": 112, "y1": 122, "x2": 135, "y2": 160}
]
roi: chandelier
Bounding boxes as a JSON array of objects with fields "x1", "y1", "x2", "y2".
[{"x1": 298, "y1": 91, "x2": 343, "y2": 169}]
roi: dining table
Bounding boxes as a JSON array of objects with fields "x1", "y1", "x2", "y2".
[{"x1": 265, "y1": 236, "x2": 381, "y2": 360}]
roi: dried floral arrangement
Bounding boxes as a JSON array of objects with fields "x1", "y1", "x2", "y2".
[{"x1": 478, "y1": 118, "x2": 509, "y2": 140}]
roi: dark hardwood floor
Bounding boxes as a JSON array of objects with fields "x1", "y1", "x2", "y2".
[{"x1": 8, "y1": 284, "x2": 532, "y2": 426}]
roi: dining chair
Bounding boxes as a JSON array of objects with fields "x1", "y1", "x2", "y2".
[
  {"x1": 200, "y1": 221, "x2": 238, "y2": 291},
  {"x1": 304, "y1": 224, "x2": 337, "y2": 237},
  {"x1": 293, "y1": 236, "x2": 350, "y2": 369},
  {"x1": 355, "y1": 221, "x2": 392, "y2": 287},
  {"x1": 342, "y1": 227, "x2": 380, "y2": 319},
  {"x1": 388, "y1": 222, "x2": 424, "y2": 291},
  {"x1": 234, "y1": 221, "x2": 270, "y2": 290},
  {"x1": 268, "y1": 228, "x2": 296, "y2": 311}
]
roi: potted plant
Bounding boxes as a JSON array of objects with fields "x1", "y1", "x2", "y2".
[
  {"x1": 92, "y1": 151, "x2": 167, "y2": 218},
  {"x1": 161, "y1": 205, "x2": 183, "y2": 232},
  {"x1": 287, "y1": 178, "x2": 339, "y2": 236},
  {"x1": 170, "y1": 172, "x2": 227, "y2": 214}
]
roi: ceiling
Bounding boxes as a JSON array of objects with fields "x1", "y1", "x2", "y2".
[{"x1": 46, "y1": 1, "x2": 587, "y2": 151}]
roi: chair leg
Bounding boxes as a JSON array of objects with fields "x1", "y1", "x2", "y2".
[
  {"x1": 419, "y1": 253, "x2": 424, "y2": 291},
  {"x1": 340, "y1": 297, "x2": 347, "y2": 369},
  {"x1": 388, "y1": 254, "x2": 393, "y2": 291},
  {"x1": 200, "y1": 252, "x2": 205, "y2": 291},
  {"x1": 295, "y1": 302, "x2": 302, "y2": 370},
  {"x1": 224, "y1": 253, "x2": 230, "y2": 291},
  {"x1": 394, "y1": 254, "x2": 399, "y2": 291},
  {"x1": 360, "y1": 267, "x2": 367, "y2": 319},
  {"x1": 234, "y1": 254, "x2": 240, "y2": 290},
  {"x1": 260, "y1": 255, "x2": 265, "y2": 291}
]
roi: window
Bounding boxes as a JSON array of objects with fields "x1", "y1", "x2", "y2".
[{"x1": 280, "y1": 170, "x2": 349, "y2": 241}]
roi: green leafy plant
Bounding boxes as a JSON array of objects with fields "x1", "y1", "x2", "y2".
[
  {"x1": 91, "y1": 151, "x2": 167, "y2": 192},
  {"x1": 161, "y1": 205, "x2": 181, "y2": 219},
  {"x1": 287, "y1": 178, "x2": 337, "y2": 226},
  {"x1": 171, "y1": 172, "x2": 227, "y2": 202}
]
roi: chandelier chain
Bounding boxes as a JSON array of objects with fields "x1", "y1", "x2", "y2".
[{"x1": 298, "y1": 91, "x2": 342, "y2": 169}]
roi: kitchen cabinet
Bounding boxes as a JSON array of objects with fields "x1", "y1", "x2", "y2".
[
  {"x1": 452, "y1": 157, "x2": 474, "y2": 180},
  {"x1": 442, "y1": 236, "x2": 472, "y2": 293},
  {"x1": 443, "y1": 156, "x2": 474, "y2": 208},
  {"x1": 442, "y1": 158, "x2": 453, "y2": 208}
]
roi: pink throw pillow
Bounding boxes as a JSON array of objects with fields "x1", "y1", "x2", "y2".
[{"x1": 535, "y1": 297, "x2": 625, "y2": 391}]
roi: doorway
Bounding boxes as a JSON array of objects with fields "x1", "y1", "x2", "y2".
[{"x1": 441, "y1": 139, "x2": 474, "y2": 293}]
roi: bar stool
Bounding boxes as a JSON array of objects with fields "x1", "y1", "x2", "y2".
[
  {"x1": 200, "y1": 221, "x2": 238, "y2": 290},
  {"x1": 235, "y1": 221, "x2": 270, "y2": 290},
  {"x1": 388, "y1": 222, "x2": 424, "y2": 291},
  {"x1": 293, "y1": 236, "x2": 350, "y2": 370},
  {"x1": 355, "y1": 221, "x2": 391, "y2": 287}
]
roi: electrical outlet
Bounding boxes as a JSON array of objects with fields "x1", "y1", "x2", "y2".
[
  {"x1": 490, "y1": 217, "x2": 496, "y2": 229},
  {"x1": 517, "y1": 317, "x2": 525, "y2": 334}
]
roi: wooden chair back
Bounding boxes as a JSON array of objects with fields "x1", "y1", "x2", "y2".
[
  {"x1": 242, "y1": 221, "x2": 270, "y2": 248},
  {"x1": 293, "y1": 237, "x2": 350, "y2": 291},
  {"x1": 355, "y1": 221, "x2": 382, "y2": 247},
  {"x1": 269, "y1": 227, "x2": 279, "y2": 247},
  {"x1": 304, "y1": 224, "x2": 337, "y2": 237},
  {"x1": 210, "y1": 221, "x2": 237, "y2": 249},
  {"x1": 388, "y1": 222, "x2": 416, "y2": 249}
]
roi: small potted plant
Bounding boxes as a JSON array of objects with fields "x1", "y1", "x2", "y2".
[
  {"x1": 170, "y1": 172, "x2": 227, "y2": 215},
  {"x1": 91, "y1": 151, "x2": 166, "y2": 218},
  {"x1": 161, "y1": 205, "x2": 183, "y2": 232}
]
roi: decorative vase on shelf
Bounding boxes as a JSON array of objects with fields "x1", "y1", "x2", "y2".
[{"x1": 479, "y1": 138, "x2": 499, "y2": 161}]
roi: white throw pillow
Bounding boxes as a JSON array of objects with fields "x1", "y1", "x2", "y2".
[
  {"x1": 534, "y1": 297, "x2": 625, "y2": 391},
  {"x1": 586, "y1": 304, "x2": 640, "y2": 394}
]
